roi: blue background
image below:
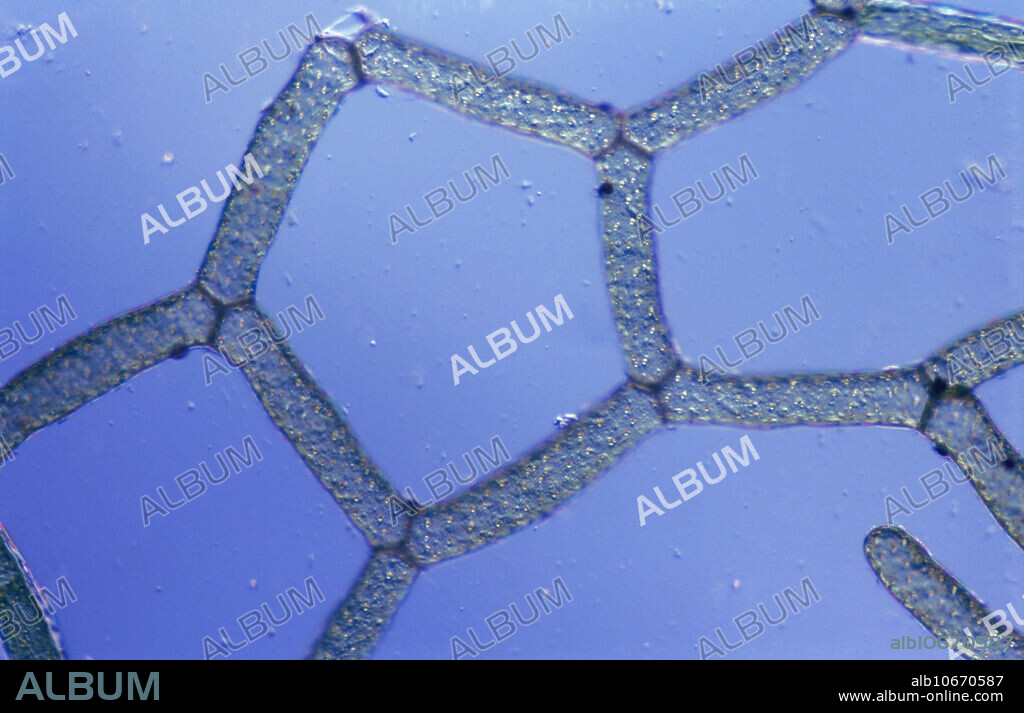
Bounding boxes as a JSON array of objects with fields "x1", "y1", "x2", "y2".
[{"x1": 0, "y1": 0, "x2": 1022, "y2": 660}]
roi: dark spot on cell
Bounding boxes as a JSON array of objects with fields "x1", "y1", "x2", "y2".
[
  {"x1": 831, "y1": 7, "x2": 860, "y2": 20},
  {"x1": 598, "y1": 181, "x2": 614, "y2": 196},
  {"x1": 928, "y1": 376, "x2": 948, "y2": 399},
  {"x1": 933, "y1": 443, "x2": 951, "y2": 457},
  {"x1": 169, "y1": 345, "x2": 190, "y2": 360}
]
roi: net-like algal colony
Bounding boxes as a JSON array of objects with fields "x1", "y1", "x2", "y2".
[{"x1": 2, "y1": 0, "x2": 1023, "y2": 660}]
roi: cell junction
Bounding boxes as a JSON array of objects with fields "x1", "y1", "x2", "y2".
[{"x1": 2, "y1": 0, "x2": 1024, "y2": 659}]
